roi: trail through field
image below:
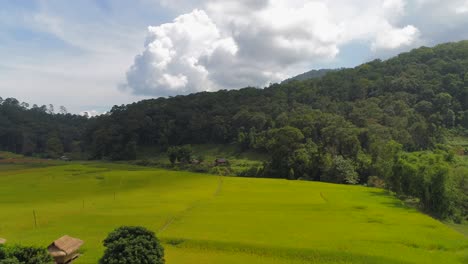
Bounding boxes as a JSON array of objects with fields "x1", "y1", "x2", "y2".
[
  {"x1": 320, "y1": 192, "x2": 328, "y2": 203},
  {"x1": 1, "y1": 164, "x2": 467, "y2": 264},
  {"x1": 214, "y1": 175, "x2": 224, "y2": 196},
  {"x1": 158, "y1": 175, "x2": 224, "y2": 234}
]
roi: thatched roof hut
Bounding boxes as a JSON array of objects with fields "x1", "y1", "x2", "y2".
[
  {"x1": 214, "y1": 158, "x2": 228, "y2": 166},
  {"x1": 48, "y1": 235, "x2": 83, "y2": 264}
]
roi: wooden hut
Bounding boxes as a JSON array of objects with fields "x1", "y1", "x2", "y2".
[
  {"x1": 48, "y1": 235, "x2": 83, "y2": 264},
  {"x1": 214, "y1": 158, "x2": 229, "y2": 166},
  {"x1": 60, "y1": 156, "x2": 71, "y2": 161}
]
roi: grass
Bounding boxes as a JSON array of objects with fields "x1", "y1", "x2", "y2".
[
  {"x1": 447, "y1": 134, "x2": 468, "y2": 156},
  {"x1": 448, "y1": 223, "x2": 468, "y2": 237},
  {"x1": 0, "y1": 162, "x2": 467, "y2": 263}
]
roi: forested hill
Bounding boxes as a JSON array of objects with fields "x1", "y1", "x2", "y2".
[
  {"x1": 0, "y1": 99, "x2": 87, "y2": 157},
  {"x1": 85, "y1": 41, "x2": 468, "y2": 159},
  {"x1": 1, "y1": 41, "x2": 467, "y2": 220},
  {"x1": 282, "y1": 68, "x2": 338, "y2": 83},
  {"x1": 2, "y1": 41, "x2": 467, "y2": 162}
]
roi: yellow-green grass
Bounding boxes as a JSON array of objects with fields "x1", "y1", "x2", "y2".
[
  {"x1": 448, "y1": 223, "x2": 468, "y2": 237},
  {"x1": 0, "y1": 163, "x2": 466, "y2": 263}
]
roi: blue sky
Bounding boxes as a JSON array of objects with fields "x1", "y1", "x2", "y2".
[
  {"x1": 1, "y1": 0, "x2": 467, "y2": 114},
  {"x1": 0, "y1": 0, "x2": 171, "y2": 114}
]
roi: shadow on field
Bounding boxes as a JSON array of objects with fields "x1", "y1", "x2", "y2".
[
  {"x1": 367, "y1": 190, "x2": 410, "y2": 210},
  {"x1": 162, "y1": 238, "x2": 414, "y2": 264}
]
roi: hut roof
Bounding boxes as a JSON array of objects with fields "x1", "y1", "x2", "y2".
[
  {"x1": 48, "y1": 235, "x2": 83, "y2": 257},
  {"x1": 0, "y1": 238, "x2": 6, "y2": 244}
]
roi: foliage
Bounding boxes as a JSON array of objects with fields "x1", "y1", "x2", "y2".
[
  {"x1": 388, "y1": 150, "x2": 465, "y2": 221},
  {"x1": 330, "y1": 156, "x2": 359, "y2": 184},
  {"x1": 167, "y1": 145, "x2": 192, "y2": 164},
  {"x1": 78, "y1": 42, "x2": 468, "y2": 176},
  {"x1": 0, "y1": 98, "x2": 87, "y2": 158},
  {"x1": 449, "y1": 166, "x2": 468, "y2": 222},
  {"x1": 2, "y1": 41, "x2": 468, "y2": 219},
  {"x1": 0, "y1": 245, "x2": 52, "y2": 264},
  {"x1": 367, "y1": 176, "x2": 385, "y2": 188},
  {"x1": 45, "y1": 135, "x2": 64, "y2": 158},
  {"x1": 282, "y1": 68, "x2": 337, "y2": 83},
  {"x1": 100, "y1": 226, "x2": 164, "y2": 264}
]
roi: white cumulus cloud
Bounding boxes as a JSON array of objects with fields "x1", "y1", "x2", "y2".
[
  {"x1": 123, "y1": 9, "x2": 236, "y2": 95},
  {"x1": 372, "y1": 24, "x2": 420, "y2": 50},
  {"x1": 124, "y1": 0, "x2": 422, "y2": 96}
]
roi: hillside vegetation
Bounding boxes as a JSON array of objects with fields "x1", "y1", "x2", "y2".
[
  {"x1": 0, "y1": 163, "x2": 466, "y2": 264},
  {"x1": 0, "y1": 41, "x2": 468, "y2": 221},
  {"x1": 281, "y1": 68, "x2": 337, "y2": 83},
  {"x1": 84, "y1": 41, "x2": 468, "y2": 157}
]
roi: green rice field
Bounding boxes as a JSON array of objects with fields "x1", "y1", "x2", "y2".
[{"x1": 0, "y1": 162, "x2": 466, "y2": 263}]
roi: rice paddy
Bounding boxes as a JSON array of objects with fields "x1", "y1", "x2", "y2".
[{"x1": 0, "y1": 162, "x2": 466, "y2": 263}]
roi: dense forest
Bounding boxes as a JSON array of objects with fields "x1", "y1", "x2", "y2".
[
  {"x1": 1, "y1": 41, "x2": 467, "y2": 221},
  {"x1": 282, "y1": 68, "x2": 337, "y2": 83},
  {"x1": 0, "y1": 98, "x2": 88, "y2": 158}
]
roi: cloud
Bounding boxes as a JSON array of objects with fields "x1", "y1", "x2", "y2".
[
  {"x1": 124, "y1": 0, "x2": 422, "y2": 96},
  {"x1": 0, "y1": 0, "x2": 155, "y2": 113},
  {"x1": 372, "y1": 24, "x2": 420, "y2": 50},
  {"x1": 122, "y1": 9, "x2": 231, "y2": 95},
  {"x1": 2, "y1": 0, "x2": 465, "y2": 114},
  {"x1": 80, "y1": 110, "x2": 102, "y2": 117},
  {"x1": 456, "y1": 1, "x2": 468, "y2": 13}
]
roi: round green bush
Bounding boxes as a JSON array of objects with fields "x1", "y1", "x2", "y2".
[{"x1": 100, "y1": 226, "x2": 164, "y2": 264}]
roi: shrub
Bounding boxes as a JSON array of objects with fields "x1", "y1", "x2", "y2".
[
  {"x1": 189, "y1": 164, "x2": 210, "y2": 173},
  {"x1": 0, "y1": 246, "x2": 6, "y2": 260},
  {"x1": 100, "y1": 226, "x2": 164, "y2": 264},
  {"x1": 0, "y1": 259, "x2": 20, "y2": 264},
  {"x1": 236, "y1": 166, "x2": 261, "y2": 177},
  {"x1": 323, "y1": 156, "x2": 359, "y2": 184},
  {"x1": 367, "y1": 176, "x2": 386, "y2": 188},
  {"x1": 0, "y1": 245, "x2": 52, "y2": 264},
  {"x1": 133, "y1": 159, "x2": 154, "y2": 167},
  {"x1": 167, "y1": 145, "x2": 192, "y2": 164},
  {"x1": 210, "y1": 166, "x2": 231, "y2": 176}
]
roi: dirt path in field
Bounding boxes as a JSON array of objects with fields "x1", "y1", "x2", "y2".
[
  {"x1": 214, "y1": 175, "x2": 224, "y2": 196},
  {"x1": 158, "y1": 175, "x2": 224, "y2": 234},
  {"x1": 320, "y1": 192, "x2": 328, "y2": 203}
]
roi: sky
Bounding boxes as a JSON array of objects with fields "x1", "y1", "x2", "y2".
[{"x1": 0, "y1": 0, "x2": 468, "y2": 114}]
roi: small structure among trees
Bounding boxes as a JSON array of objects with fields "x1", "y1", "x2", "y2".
[
  {"x1": 0, "y1": 238, "x2": 6, "y2": 244},
  {"x1": 214, "y1": 158, "x2": 229, "y2": 166},
  {"x1": 47, "y1": 235, "x2": 83, "y2": 264},
  {"x1": 60, "y1": 155, "x2": 71, "y2": 161}
]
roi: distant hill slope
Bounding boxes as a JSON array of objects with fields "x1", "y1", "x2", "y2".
[
  {"x1": 282, "y1": 68, "x2": 339, "y2": 83},
  {"x1": 84, "y1": 40, "x2": 468, "y2": 160}
]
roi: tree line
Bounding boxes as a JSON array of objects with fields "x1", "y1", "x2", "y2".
[
  {"x1": 0, "y1": 98, "x2": 88, "y2": 159},
  {"x1": 1, "y1": 41, "x2": 467, "y2": 221}
]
